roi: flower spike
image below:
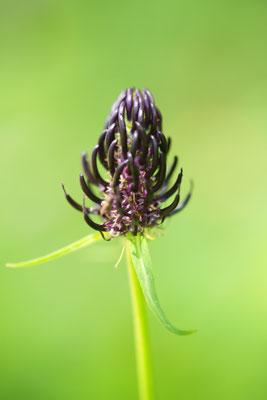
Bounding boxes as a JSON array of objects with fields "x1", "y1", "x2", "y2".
[{"x1": 62, "y1": 88, "x2": 192, "y2": 237}]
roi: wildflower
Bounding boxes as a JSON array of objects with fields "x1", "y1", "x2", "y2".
[
  {"x1": 6, "y1": 87, "x2": 196, "y2": 343},
  {"x1": 62, "y1": 88, "x2": 192, "y2": 238}
]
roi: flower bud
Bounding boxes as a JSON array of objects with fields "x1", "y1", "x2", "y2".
[{"x1": 62, "y1": 88, "x2": 192, "y2": 238}]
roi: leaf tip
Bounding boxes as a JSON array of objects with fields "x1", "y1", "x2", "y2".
[{"x1": 179, "y1": 328, "x2": 198, "y2": 336}]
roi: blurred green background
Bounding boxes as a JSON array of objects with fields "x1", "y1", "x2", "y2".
[{"x1": 1, "y1": 0, "x2": 267, "y2": 399}]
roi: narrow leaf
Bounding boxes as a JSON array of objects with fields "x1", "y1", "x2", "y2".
[
  {"x1": 127, "y1": 234, "x2": 196, "y2": 336},
  {"x1": 6, "y1": 232, "x2": 104, "y2": 268},
  {"x1": 115, "y1": 240, "x2": 126, "y2": 269}
]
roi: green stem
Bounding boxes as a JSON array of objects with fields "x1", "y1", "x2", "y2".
[{"x1": 126, "y1": 238, "x2": 154, "y2": 400}]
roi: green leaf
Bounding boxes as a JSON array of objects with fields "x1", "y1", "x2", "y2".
[
  {"x1": 114, "y1": 239, "x2": 126, "y2": 269},
  {"x1": 6, "y1": 232, "x2": 104, "y2": 268},
  {"x1": 127, "y1": 233, "x2": 196, "y2": 336}
]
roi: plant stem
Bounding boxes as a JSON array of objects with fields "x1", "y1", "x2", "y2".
[{"x1": 126, "y1": 238, "x2": 154, "y2": 400}]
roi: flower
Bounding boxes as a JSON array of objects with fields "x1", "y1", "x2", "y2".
[
  {"x1": 62, "y1": 88, "x2": 192, "y2": 239},
  {"x1": 7, "y1": 87, "x2": 196, "y2": 337}
]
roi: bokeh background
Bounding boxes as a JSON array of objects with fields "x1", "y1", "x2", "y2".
[{"x1": 1, "y1": 1, "x2": 267, "y2": 399}]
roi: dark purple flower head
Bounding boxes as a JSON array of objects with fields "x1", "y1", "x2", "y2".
[{"x1": 62, "y1": 88, "x2": 192, "y2": 239}]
